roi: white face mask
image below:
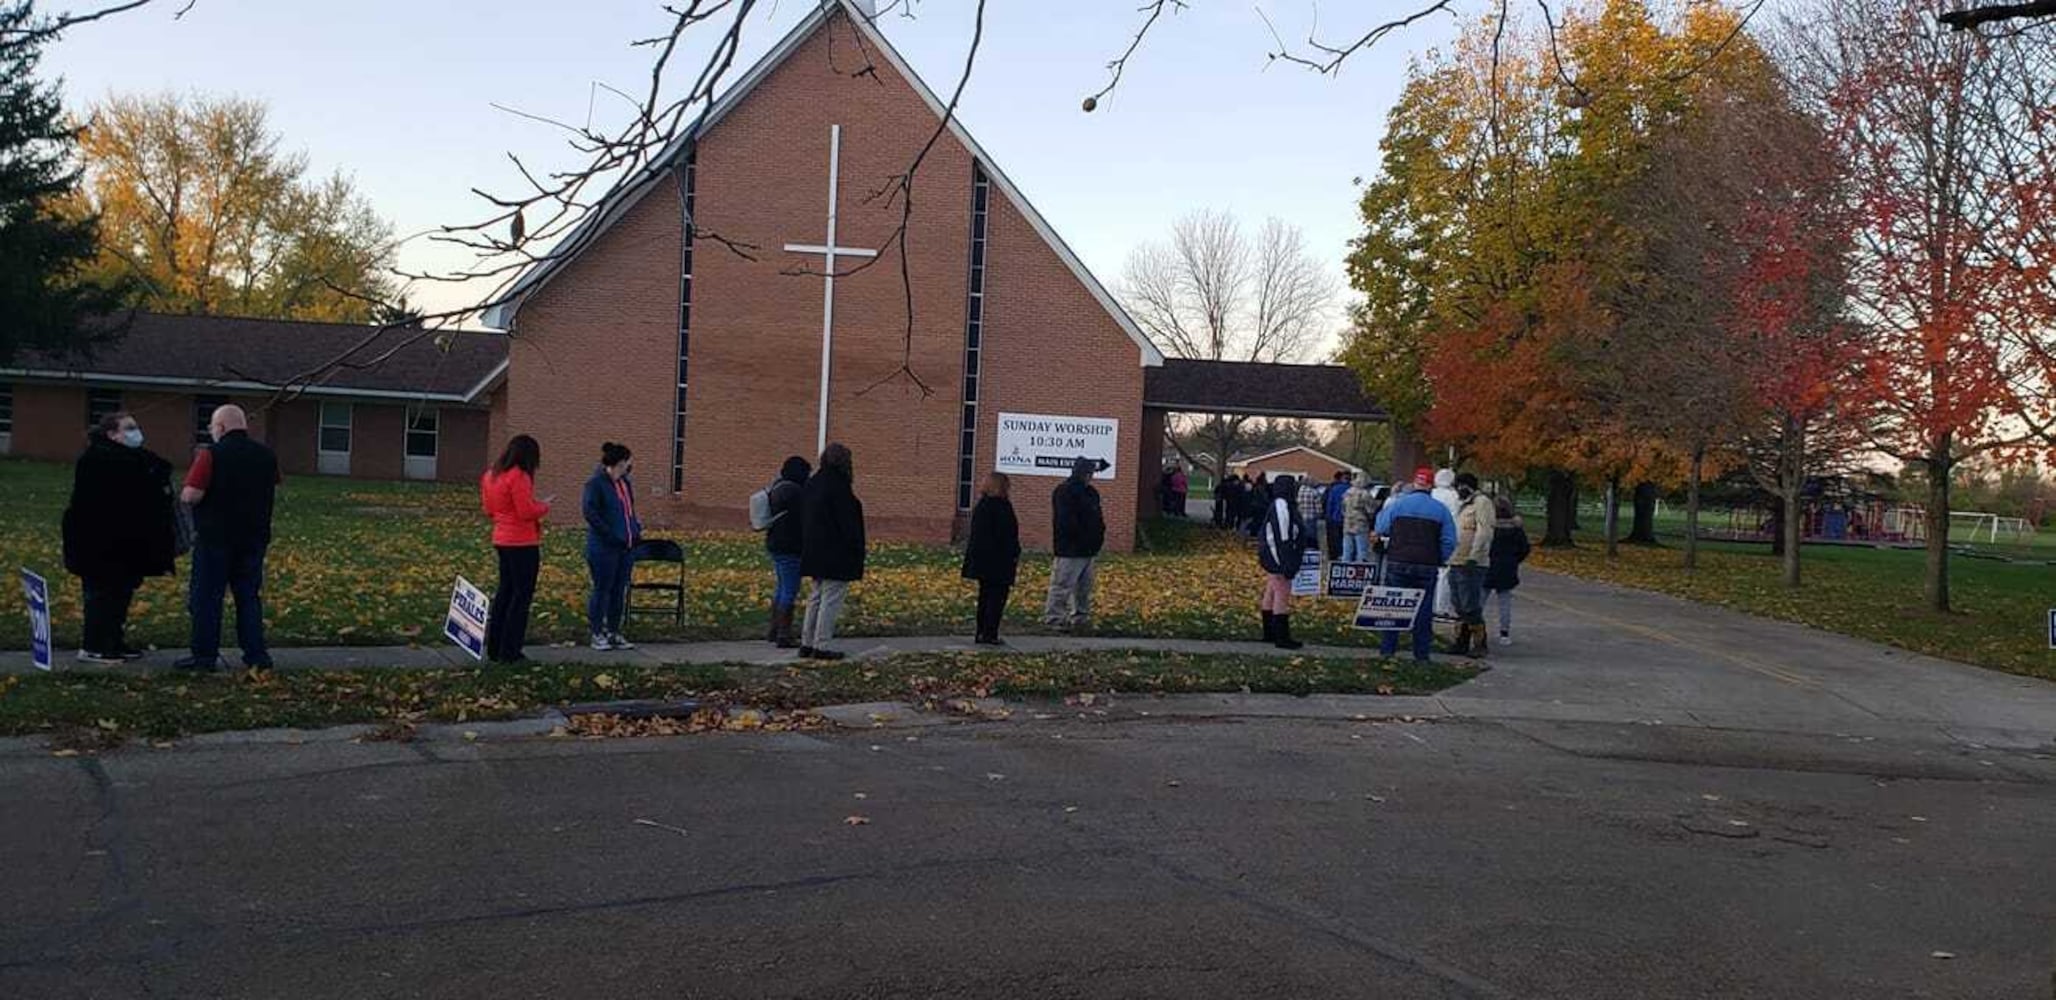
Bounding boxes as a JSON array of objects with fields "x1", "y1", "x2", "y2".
[{"x1": 120, "y1": 428, "x2": 144, "y2": 449}]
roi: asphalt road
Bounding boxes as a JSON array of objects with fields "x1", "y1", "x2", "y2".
[{"x1": 4, "y1": 705, "x2": 2052, "y2": 999}]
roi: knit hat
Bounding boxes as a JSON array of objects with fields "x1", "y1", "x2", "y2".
[{"x1": 1412, "y1": 467, "x2": 1434, "y2": 488}]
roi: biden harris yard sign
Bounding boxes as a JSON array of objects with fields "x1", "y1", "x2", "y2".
[
  {"x1": 21, "y1": 568, "x2": 51, "y2": 671},
  {"x1": 995, "y1": 413, "x2": 1118, "y2": 479}
]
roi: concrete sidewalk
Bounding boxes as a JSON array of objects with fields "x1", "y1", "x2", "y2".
[{"x1": 6, "y1": 570, "x2": 2052, "y2": 751}]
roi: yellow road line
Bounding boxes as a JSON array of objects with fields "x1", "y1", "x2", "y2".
[{"x1": 1524, "y1": 591, "x2": 1821, "y2": 689}]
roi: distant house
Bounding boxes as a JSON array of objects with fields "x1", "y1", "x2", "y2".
[
  {"x1": 0, "y1": 313, "x2": 506, "y2": 483},
  {"x1": 1229, "y1": 446, "x2": 1365, "y2": 485}
]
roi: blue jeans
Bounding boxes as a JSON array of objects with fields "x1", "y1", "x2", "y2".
[
  {"x1": 190, "y1": 544, "x2": 270, "y2": 666},
  {"x1": 1377, "y1": 560, "x2": 1438, "y2": 662},
  {"x1": 1449, "y1": 563, "x2": 1487, "y2": 625},
  {"x1": 586, "y1": 545, "x2": 633, "y2": 636},
  {"x1": 770, "y1": 553, "x2": 803, "y2": 609},
  {"x1": 1341, "y1": 532, "x2": 1372, "y2": 563}
]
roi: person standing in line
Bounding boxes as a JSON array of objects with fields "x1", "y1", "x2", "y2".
[
  {"x1": 762, "y1": 455, "x2": 810, "y2": 649},
  {"x1": 176, "y1": 405, "x2": 280, "y2": 672},
  {"x1": 1256, "y1": 475, "x2": 1309, "y2": 650},
  {"x1": 1484, "y1": 495, "x2": 1532, "y2": 647},
  {"x1": 1169, "y1": 464, "x2": 1189, "y2": 518},
  {"x1": 63, "y1": 412, "x2": 178, "y2": 663},
  {"x1": 1245, "y1": 473, "x2": 1269, "y2": 537},
  {"x1": 1430, "y1": 468, "x2": 1461, "y2": 619},
  {"x1": 480, "y1": 434, "x2": 551, "y2": 665},
  {"x1": 1372, "y1": 467, "x2": 1457, "y2": 663},
  {"x1": 581, "y1": 443, "x2": 641, "y2": 651},
  {"x1": 1448, "y1": 472, "x2": 1497, "y2": 657},
  {"x1": 1323, "y1": 471, "x2": 1353, "y2": 560},
  {"x1": 1211, "y1": 472, "x2": 1235, "y2": 528},
  {"x1": 961, "y1": 471, "x2": 1021, "y2": 646},
  {"x1": 1340, "y1": 474, "x2": 1376, "y2": 564},
  {"x1": 799, "y1": 443, "x2": 865, "y2": 661},
  {"x1": 1045, "y1": 456, "x2": 1106, "y2": 632},
  {"x1": 1296, "y1": 474, "x2": 1326, "y2": 558}
]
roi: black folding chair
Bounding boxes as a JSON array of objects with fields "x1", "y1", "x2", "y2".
[{"x1": 626, "y1": 539, "x2": 685, "y2": 626}]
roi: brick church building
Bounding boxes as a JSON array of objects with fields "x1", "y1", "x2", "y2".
[{"x1": 485, "y1": 0, "x2": 1169, "y2": 551}]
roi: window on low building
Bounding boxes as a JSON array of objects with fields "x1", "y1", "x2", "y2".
[
  {"x1": 86, "y1": 388, "x2": 123, "y2": 430},
  {"x1": 404, "y1": 405, "x2": 439, "y2": 480},
  {"x1": 317, "y1": 401, "x2": 352, "y2": 475},
  {"x1": 193, "y1": 394, "x2": 229, "y2": 446}
]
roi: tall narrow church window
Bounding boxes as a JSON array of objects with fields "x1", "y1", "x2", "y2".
[
  {"x1": 672, "y1": 152, "x2": 697, "y2": 493},
  {"x1": 956, "y1": 165, "x2": 991, "y2": 510}
]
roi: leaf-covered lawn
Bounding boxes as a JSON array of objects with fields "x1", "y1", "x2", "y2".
[
  {"x1": 0, "y1": 650, "x2": 1477, "y2": 740},
  {"x1": 1529, "y1": 540, "x2": 2055, "y2": 681},
  {"x1": 0, "y1": 459, "x2": 1387, "y2": 650}
]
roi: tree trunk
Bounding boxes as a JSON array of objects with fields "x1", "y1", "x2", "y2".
[
  {"x1": 1780, "y1": 414, "x2": 1804, "y2": 589},
  {"x1": 1684, "y1": 448, "x2": 1704, "y2": 572},
  {"x1": 1570, "y1": 485, "x2": 1583, "y2": 531},
  {"x1": 1627, "y1": 482, "x2": 1660, "y2": 544},
  {"x1": 1768, "y1": 504, "x2": 1785, "y2": 556},
  {"x1": 1924, "y1": 440, "x2": 1952, "y2": 612},
  {"x1": 1544, "y1": 470, "x2": 1576, "y2": 547},
  {"x1": 1603, "y1": 477, "x2": 1621, "y2": 559}
]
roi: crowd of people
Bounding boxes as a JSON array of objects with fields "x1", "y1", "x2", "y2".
[
  {"x1": 57, "y1": 416, "x2": 1526, "y2": 670},
  {"x1": 1231, "y1": 464, "x2": 1531, "y2": 663}
]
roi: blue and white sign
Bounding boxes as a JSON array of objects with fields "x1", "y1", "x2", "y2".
[
  {"x1": 1291, "y1": 549, "x2": 1323, "y2": 598},
  {"x1": 20, "y1": 568, "x2": 51, "y2": 671},
  {"x1": 1324, "y1": 561, "x2": 1381, "y2": 600},
  {"x1": 2047, "y1": 608, "x2": 2055, "y2": 650},
  {"x1": 994, "y1": 412, "x2": 1119, "y2": 480},
  {"x1": 1353, "y1": 585, "x2": 1428, "y2": 633},
  {"x1": 443, "y1": 576, "x2": 490, "y2": 661}
]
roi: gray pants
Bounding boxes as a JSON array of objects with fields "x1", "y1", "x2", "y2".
[
  {"x1": 1489, "y1": 588, "x2": 1514, "y2": 634},
  {"x1": 802, "y1": 578, "x2": 850, "y2": 649},
  {"x1": 1043, "y1": 556, "x2": 1097, "y2": 626}
]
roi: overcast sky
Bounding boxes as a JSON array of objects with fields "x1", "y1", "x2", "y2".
[{"x1": 42, "y1": 0, "x2": 1464, "y2": 348}]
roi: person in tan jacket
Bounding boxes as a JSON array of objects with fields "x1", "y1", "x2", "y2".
[{"x1": 1448, "y1": 472, "x2": 1497, "y2": 657}]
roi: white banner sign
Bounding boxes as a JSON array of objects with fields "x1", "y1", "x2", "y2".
[
  {"x1": 1291, "y1": 549, "x2": 1322, "y2": 598},
  {"x1": 995, "y1": 412, "x2": 1119, "y2": 480}
]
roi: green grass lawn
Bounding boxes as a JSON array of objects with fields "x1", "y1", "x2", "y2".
[
  {"x1": 0, "y1": 650, "x2": 1476, "y2": 740},
  {"x1": 1530, "y1": 539, "x2": 2055, "y2": 681}
]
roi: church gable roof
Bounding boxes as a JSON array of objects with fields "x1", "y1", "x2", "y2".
[{"x1": 483, "y1": 0, "x2": 1163, "y2": 367}]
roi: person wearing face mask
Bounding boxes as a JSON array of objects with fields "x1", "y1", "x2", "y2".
[
  {"x1": 582, "y1": 442, "x2": 642, "y2": 651},
  {"x1": 62, "y1": 412, "x2": 178, "y2": 664},
  {"x1": 1448, "y1": 472, "x2": 1497, "y2": 657}
]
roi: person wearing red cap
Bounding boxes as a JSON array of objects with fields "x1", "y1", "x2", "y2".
[{"x1": 1372, "y1": 472, "x2": 1458, "y2": 662}]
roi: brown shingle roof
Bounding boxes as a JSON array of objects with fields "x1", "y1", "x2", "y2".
[
  {"x1": 1143, "y1": 359, "x2": 1387, "y2": 421},
  {"x1": 3, "y1": 313, "x2": 508, "y2": 402}
]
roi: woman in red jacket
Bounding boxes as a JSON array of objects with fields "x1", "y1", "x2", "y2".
[{"x1": 480, "y1": 435, "x2": 552, "y2": 663}]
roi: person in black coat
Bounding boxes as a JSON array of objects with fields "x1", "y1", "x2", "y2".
[
  {"x1": 798, "y1": 443, "x2": 865, "y2": 660},
  {"x1": 961, "y1": 472, "x2": 1021, "y2": 645},
  {"x1": 1044, "y1": 457, "x2": 1106, "y2": 630},
  {"x1": 63, "y1": 412, "x2": 178, "y2": 663},
  {"x1": 1483, "y1": 495, "x2": 1532, "y2": 646},
  {"x1": 1256, "y1": 475, "x2": 1308, "y2": 650},
  {"x1": 763, "y1": 455, "x2": 810, "y2": 649}
]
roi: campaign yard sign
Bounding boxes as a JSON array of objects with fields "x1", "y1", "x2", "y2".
[
  {"x1": 20, "y1": 568, "x2": 51, "y2": 671},
  {"x1": 1291, "y1": 549, "x2": 1322, "y2": 597},
  {"x1": 1353, "y1": 586, "x2": 1428, "y2": 633},
  {"x1": 2048, "y1": 608, "x2": 2055, "y2": 650},
  {"x1": 1323, "y1": 561, "x2": 1380, "y2": 600},
  {"x1": 444, "y1": 576, "x2": 490, "y2": 661}
]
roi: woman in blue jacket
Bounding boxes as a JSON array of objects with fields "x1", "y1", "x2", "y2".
[{"x1": 582, "y1": 442, "x2": 642, "y2": 650}]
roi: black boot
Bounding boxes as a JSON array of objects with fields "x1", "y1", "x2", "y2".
[
  {"x1": 1273, "y1": 614, "x2": 1304, "y2": 651},
  {"x1": 1450, "y1": 623, "x2": 1474, "y2": 658},
  {"x1": 772, "y1": 606, "x2": 798, "y2": 649},
  {"x1": 1261, "y1": 612, "x2": 1277, "y2": 644}
]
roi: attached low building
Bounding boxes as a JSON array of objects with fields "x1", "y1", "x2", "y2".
[{"x1": 0, "y1": 313, "x2": 507, "y2": 482}]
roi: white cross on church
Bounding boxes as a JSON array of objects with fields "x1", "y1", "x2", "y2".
[{"x1": 784, "y1": 124, "x2": 878, "y2": 455}]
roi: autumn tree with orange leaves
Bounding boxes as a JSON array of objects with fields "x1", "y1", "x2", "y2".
[{"x1": 1785, "y1": 0, "x2": 2056, "y2": 611}]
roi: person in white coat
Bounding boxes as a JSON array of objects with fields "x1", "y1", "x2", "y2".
[{"x1": 1431, "y1": 468, "x2": 1461, "y2": 622}]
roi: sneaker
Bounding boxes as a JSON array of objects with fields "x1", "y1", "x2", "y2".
[
  {"x1": 590, "y1": 634, "x2": 615, "y2": 651},
  {"x1": 1498, "y1": 631, "x2": 1513, "y2": 647},
  {"x1": 172, "y1": 655, "x2": 223, "y2": 672},
  {"x1": 608, "y1": 632, "x2": 635, "y2": 651},
  {"x1": 76, "y1": 649, "x2": 125, "y2": 665},
  {"x1": 808, "y1": 647, "x2": 848, "y2": 662}
]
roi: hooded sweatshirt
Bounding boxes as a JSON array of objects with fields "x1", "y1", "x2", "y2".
[{"x1": 765, "y1": 456, "x2": 810, "y2": 556}]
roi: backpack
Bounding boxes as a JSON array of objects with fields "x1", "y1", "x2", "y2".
[{"x1": 748, "y1": 480, "x2": 787, "y2": 532}]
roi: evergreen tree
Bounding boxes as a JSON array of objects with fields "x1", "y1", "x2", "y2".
[{"x1": 0, "y1": 1, "x2": 123, "y2": 361}]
